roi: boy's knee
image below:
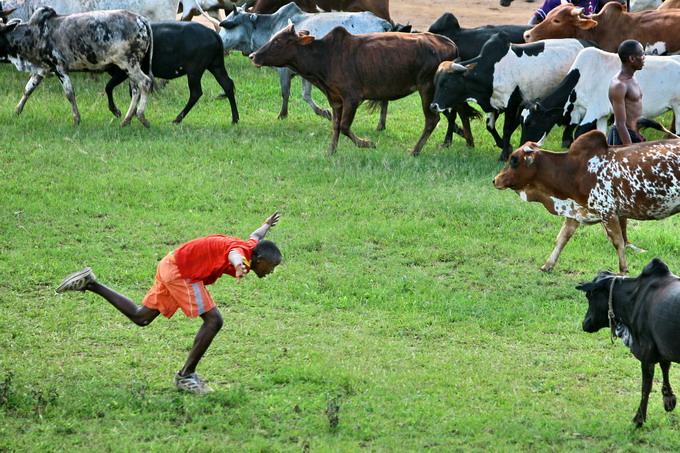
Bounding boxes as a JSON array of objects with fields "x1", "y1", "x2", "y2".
[{"x1": 203, "y1": 309, "x2": 223, "y2": 331}]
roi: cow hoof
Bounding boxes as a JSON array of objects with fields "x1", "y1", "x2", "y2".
[
  {"x1": 539, "y1": 264, "x2": 554, "y2": 272},
  {"x1": 320, "y1": 110, "x2": 332, "y2": 121},
  {"x1": 277, "y1": 113, "x2": 288, "y2": 120},
  {"x1": 633, "y1": 412, "x2": 646, "y2": 428},
  {"x1": 111, "y1": 109, "x2": 121, "y2": 118},
  {"x1": 408, "y1": 150, "x2": 421, "y2": 157},
  {"x1": 120, "y1": 119, "x2": 131, "y2": 127},
  {"x1": 376, "y1": 125, "x2": 386, "y2": 131},
  {"x1": 172, "y1": 117, "x2": 183, "y2": 124},
  {"x1": 140, "y1": 118, "x2": 151, "y2": 129},
  {"x1": 358, "y1": 139, "x2": 375, "y2": 148},
  {"x1": 439, "y1": 141, "x2": 452, "y2": 149},
  {"x1": 663, "y1": 393, "x2": 676, "y2": 412}
]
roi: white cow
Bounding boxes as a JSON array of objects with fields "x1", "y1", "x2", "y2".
[
  {"x1": 521, "y1": 47, "x2": 680, "y2": 144},
  {"x1": 219, "y1": 3, "x2": 392, "y2": 121}
]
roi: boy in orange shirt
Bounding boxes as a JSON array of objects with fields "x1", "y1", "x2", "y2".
[{"x1": 56, "y1": 212, "x2": 282, "y2": 394}]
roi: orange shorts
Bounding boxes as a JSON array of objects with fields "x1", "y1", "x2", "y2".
[{"x1": 142, "y1": 253, "x2": 216, "y2": 319}]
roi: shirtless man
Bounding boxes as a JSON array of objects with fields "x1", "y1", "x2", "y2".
[{"x1": 608, "y1": 39, "x2": 646, "y2": 145}]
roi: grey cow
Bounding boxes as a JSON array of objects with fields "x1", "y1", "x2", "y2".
[
  {"x1": 220, "y1": 3, "x2": 391, "y2": 122},
  {"x1": 0, "y1": 7, "x2": 154, "y2": 127}
]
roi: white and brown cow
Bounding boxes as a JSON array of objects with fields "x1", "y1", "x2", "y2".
[
  {"x1": 0, "y1": 7, "x2": 153, "y2": 127},
  {"x1": 493, "y1": 131, "x2": 680, "y2": 274}
]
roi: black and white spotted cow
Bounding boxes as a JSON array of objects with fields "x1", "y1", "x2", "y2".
[
  {"x1": 430, "y1": 31, "x2": 596, "y2": 161},
  {"x1": 521, "y1": 47, "x2": 680, "y2": 146},
  {"x1": 0, "y1": 7, "x2": 154, "y2": 127}
]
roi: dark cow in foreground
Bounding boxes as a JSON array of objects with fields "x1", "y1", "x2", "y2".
[
  {"x1": 250, "y1": 25, "x2": 471, "y2": 155},
  {"x1": 524, "y1": 2, "x2": 680, "y2": 54},
  {"x1": 493, "y1": 131, "x2": 680, "y2": 274},
  {"x1": 0, "y1": 7, "x2": 153, "y2": 127},
  {"x1": 250, "y1": 0, "x2": 390, "y2": 21},
  {"x1": 578, "y1": 258, "x2": 680, "y2": 427},
  {"x1": 431, "y1": 32, "x2": 594, "y2": 161},
  {"x1": 106, "y1": 21, "x2": 239, "y2": 125},
  {"x1": 427, "y1": 12, "x2": 529, "y2": 61}
]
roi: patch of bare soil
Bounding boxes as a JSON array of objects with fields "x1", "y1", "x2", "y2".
[{"x1": 389, "y1": 0, "x2": 538, "y2": 30}]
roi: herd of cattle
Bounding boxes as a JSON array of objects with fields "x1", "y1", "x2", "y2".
[{"x1": 2, "y1": 0, "x2": 680, "y2": 429}]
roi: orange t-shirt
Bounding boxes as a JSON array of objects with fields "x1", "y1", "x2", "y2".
[{"x1": 173, "y1": 235, "x2": 258, "y2": 285}]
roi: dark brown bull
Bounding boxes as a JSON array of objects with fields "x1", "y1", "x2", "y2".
[
  {"x1": 250, "y1": 0, "x2": 390, "y2": 21},
  {"x1": 493, "y1": 131, "x2": 680, "y2": 274},
  {"x1": 250, "y1": 25, "x2": 471, "y2": 155},
  {"x1": 524, "y1": 2, "x2": 680, "y2": 54}
]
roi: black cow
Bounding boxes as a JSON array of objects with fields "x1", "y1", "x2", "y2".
[
  {"x1": 578, "y1": 258, "x2": 680, "y2": 427},
  {"x1": 106, "y1": 21, "x2": 239, "y2": 124},
  {"x1": 427, "y1": 13, "x2": 530, "y2": 61}
]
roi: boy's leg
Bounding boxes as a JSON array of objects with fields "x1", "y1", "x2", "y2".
[
  {"x1": 179, "y1": 306, "x2": 223, "y2": 377},
  {"x1": 88, "y1": 281, "x2": 160, "y2": 326}
]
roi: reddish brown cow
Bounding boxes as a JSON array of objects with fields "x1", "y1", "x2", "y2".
[
  {"x1": 524, "y1": 2, "x2": 680, "y2": 54},
  {"x1": 250, "y1": 25, "x2": 469, "y2": 155},
  {"x1": 250, "y1": 0, "x2": 390, "y2": 21},
  {"x1": 493, "y1": 131, "x2": 680, "y2": 274}
]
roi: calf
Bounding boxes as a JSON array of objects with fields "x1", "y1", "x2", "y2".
[
  {"x1": 106, "y1": 21, "x2": 239, "y2": 125},
  {"x1": 493, "y1": 131, "x2": 680, "y2": 274},
  {"x1": 578, "y1": 258, "x2": 680, "y2": 427},
  {"x1": 0, "y1": 7, "x2": 153, "y2": 127},
  {"x1": 250, "y1": 25, "x2": 463, "y2": 155},
  {"x1": 431, "y1": 31, "x2": 594, "y2": 161},
  {"x1": 521, "y1": 47, "x2": 680, "y2": 146}
]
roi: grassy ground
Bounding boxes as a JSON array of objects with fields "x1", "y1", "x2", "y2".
[{"x1": 1, "y1": 57, "x2": 679, "y2": 452}]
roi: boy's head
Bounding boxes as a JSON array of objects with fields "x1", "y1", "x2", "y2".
[
  {"x1": 251, "y1": 240, "x2": 282, "y2": 278},
  {"x1": 618, "y1": 39, "x2": 644, "y2": 68}
]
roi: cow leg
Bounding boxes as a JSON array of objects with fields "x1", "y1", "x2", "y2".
[
  {"x1": 542, "y1": 217, "x2": 580, "y2": 272},
  {"x1": 376, "y1": 101, "x2": 388, "y2": 131},
  {"x1": 410, "y1": 89, "x2": 440, "y2": 156},
  {"x1": 458, "y1": 104, "x2": 475, "y2": 147},
  {"x1": 55, "y1": 71, "x2": 81, "y2": 126},
  {"x1": 339, "y1": 99, "x2": 375, "y2": 149},
  {"x1": 499, "y1": 91, "x2": 523, "y2": 161},
  {"x1": 561, "y1": 124, "x2": 576, "y2": 149},
  {"x1": 601, "y1": 216, "x2": 628, "y2": 274},
  {"x1": 121, "y1": 84, "x2": 140, "y2": 127},
  {"x1": 485, "y1": 111, "x2": 504, "y2": 149},
  {"x1": 209, "y1": 64, "x2": 239, "y2": 124},
  {"x1": 301, "y1": 79, "x2": 331, "y2": 121},
  {"x1": 15, "y1": 73, "x2": 44, "y2": 116},
  {"x1": 661, "y1": 361, "x2": 677, "y2": 412},
  {"x1": 173, "y1": 72, "x2": 204, "y2": 124},
  {"x1": 105, "y1": 68, "x2": 128, "y2": 118},
  {"x1": 277, "y1": 68, "x2": 291, "y2": 120},
  {"x1": 327, "y1": 105, "x2": 343, "y2": 155},
  {"x1": 122, "y1": 69, "x2": 151, "y2": 128},
  {"x1": 634, "y1": 361, "x2": 655, "y2": 428},
  {"x1": 620, "y1": 218, "x2": 647, "y2": 253}
]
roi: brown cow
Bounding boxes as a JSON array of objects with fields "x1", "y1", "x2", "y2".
[
  {"x1": 524, "y1": 2, "x2": 680, "y2": 54},
  {"x1": 250, "y1": 25, "x2": 469, "y2": 155},
  {"x1": 250, "y1": 0, "x2": 390, "y2": 21},
  {"x1": 493, "y1": 131, "x2": 680, "y2": 274}
]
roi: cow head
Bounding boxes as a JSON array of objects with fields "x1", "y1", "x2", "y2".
[
  {"x1": 219, "y1": 7, "x2": 259, "y2": 51},
  {"x1": 430, "y1": 60, "x2": 478, "y2": 113},
  {"x1": 0, "y1": 14, "x2": 19, "y2": 58},
  {"x1": 492, "y1": 136, "x2": 546, "y2": 191},
  {"x1": 520, "y1": 101, "x2": 562, "y2": 144},
  {"x1": 576, "y1": 270, "x2": 620, "y2": 333},
  {"x1": 249, "y1": 23, "x2": 315, "y2": 68},
  {"x1": 524, "y1": 5, "x2": 598, "y2": 43}
]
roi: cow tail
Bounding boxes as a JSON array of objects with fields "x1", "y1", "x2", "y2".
[
  {"x1": 146, "y1": 21, "x2": 158, "y2": 93},
  {"x1": 366, "y1": 100, "x2": 382, "y2": 113}
]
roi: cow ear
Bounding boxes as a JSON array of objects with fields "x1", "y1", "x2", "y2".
[
  {"x1": 522, "y1": 148, "x2": 535, "y2": 167},
  {"x1": 642, "y1": 258, "x2": 671, "y2": 277},
  {"x1": 576, "y1": 18, "x2": 598, "y2": 30},
  {"x1": 1, "y1": 19, "x2": 19, "y2": 32},
  {"x1": 575, "y1": 281, "x2": 597, "y2": 292},
  {"x1": 465, "y1": 62, "x2": 477, "y2": 71},
  {"x1": 298, "y1": 35, "x2": 315, "y2": 45}
]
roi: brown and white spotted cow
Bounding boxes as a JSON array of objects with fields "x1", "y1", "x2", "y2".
[
  {"x1": 0, "y1": 7, "x2": 153, "y2": 127},
  {"x1": 493, "y1": 131, "x2": 680, "y2": 274}
]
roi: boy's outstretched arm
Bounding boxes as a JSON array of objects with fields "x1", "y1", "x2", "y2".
[{"x1": 249, "y1": 211, "x2": 281, "y2": 241}]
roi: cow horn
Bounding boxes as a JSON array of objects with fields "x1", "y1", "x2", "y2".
[
  {"x1": 536, "y1": 133, "x2": 547, "y2": 147},
  {"x1": 571, "y1": 7, "x2": 584, "y2": 16},
  {"x1": 288, "y1": 19, "x2": 295, "y2": 33},
  {"x1": 446, "y1": 62, "x2": 468, "y2": 73},
  {"x1": 523, "y1": 146, "x2": 535, "y2": 153}
]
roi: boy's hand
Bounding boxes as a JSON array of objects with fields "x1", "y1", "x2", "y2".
[
  {"x1": 265, "y1": 211, "x2": 281, "y2": 227},
  {"x1": 235, "y1": 263, "x2": 248, "y2": 283}
]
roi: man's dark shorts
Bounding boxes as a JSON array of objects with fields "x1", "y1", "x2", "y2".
[{"x1": 607, "y1": 126, "x2": 646, "y2": 145}]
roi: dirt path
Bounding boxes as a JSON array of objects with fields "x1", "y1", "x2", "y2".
[{"x1": 389, "y1": 0, "x2": 538, "y2": 30}]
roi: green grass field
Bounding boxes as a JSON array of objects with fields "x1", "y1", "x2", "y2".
[{"x1": 1, "y1": 56, "x2": 679, "y2": 452}]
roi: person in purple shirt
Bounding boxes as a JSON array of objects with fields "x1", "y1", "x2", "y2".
[{"x1": 528, "y1": 0, "x2": 603, "y2": 25}]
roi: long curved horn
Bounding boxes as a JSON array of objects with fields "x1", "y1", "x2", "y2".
[
  {"x1": 571, "y1": 7, "x2": 584, "y2": 16},
  {"x1": 536, "y1": 133, "x2": 547, "y2": 147}
]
